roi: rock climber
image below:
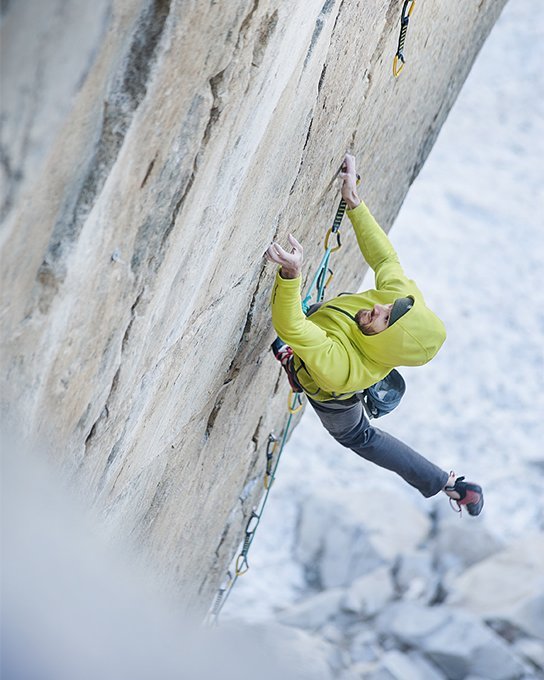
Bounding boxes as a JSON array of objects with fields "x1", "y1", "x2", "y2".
[{"x1": 265, "y1": 153, "x2": 483, "y2": 516}]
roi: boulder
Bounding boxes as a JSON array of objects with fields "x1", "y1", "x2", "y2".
[
  {"x1": 295, "y1": 487, "x2": 431, "y2": 588},
  {"x1": 512, "y1": 638, "x2": 544, "y2": 673},
  {"x1": 377, "y1": 602, "x2": 526, "y2": 680},
  {"x1": 319, "y1": 622, "x2": 345, "y2": 645},
  {"x1": 447, "y1": 534, "x2": 544, "y2": 639},
  {"x1": 419, "y1": 612, "x2": 525, "y2": 680},
  {"x1": 277, "y1": 587, "x2": 345, "y2": 630},
  {"x1": 394, "y1": 550, "x2": 440, "y2": 603},
  {"x1": 365, "y1": 650, "x2": 439, "y2": 680},
  {"x1": 349, "y1": 628, "x2": 381, "y2": 665},
  {"x1": 433, "y1": 519, "x2": 504, "y2": 574},
  {"x1": 405, "y1": 651, "x2": 447, "y2": 680},
  {"x1": 375, "y1": 602, "x2": 452, "y2": 647},
  {"x1": 342, "y1": 566, "x2": 396, "y2": 618}
]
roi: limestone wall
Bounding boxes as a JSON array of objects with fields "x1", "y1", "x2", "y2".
[{"x1": 0, "y1": 0, "x2": 507, "y2": 614}]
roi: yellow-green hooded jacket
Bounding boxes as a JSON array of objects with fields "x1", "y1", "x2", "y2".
[{"x1": 271, "y1": 201, "x2": 447, "y2": 401}]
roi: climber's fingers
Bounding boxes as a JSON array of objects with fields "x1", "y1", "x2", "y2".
[
  {"x1": 342, "y1": 152, "x2": 357, "y2": 175},
  {"x1": 287, "y1": 233, "x2": 303, "y2": 256},
  {"x1": 265, "y1": 235, "x2": 303, "y2": 268},
  {"x1": 265, "y1": 242, "x2": 290, "y2": 266}
]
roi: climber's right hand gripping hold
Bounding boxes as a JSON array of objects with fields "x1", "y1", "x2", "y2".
[{"x1": 339, "y1": 153, "x2": 361, "y2": 210}]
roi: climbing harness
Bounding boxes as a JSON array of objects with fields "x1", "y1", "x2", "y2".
[
  {"x1": 205, "y1": 176, "x2": 351, "y2": 626},
  {"x1": 393, "y1": 0, "x2": 416, "y2": 77}
]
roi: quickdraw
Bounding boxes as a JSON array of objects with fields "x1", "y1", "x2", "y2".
[
  {"x1": 302, "y1": 199, "x2": 346, "y2": 313},
  {"x1": 235, "y1": 510, "x2": 260, "y2": 576},
  {"x1": 301, "y1": 173, "x2": 359, "y2": 314},
  {"x1": 264, "y1": 433, "x2": 278, "y2": 490},
  {"x1": 287, "y1": 389, "x2": 304, "y2": 414},
  {"x1": 393, "y1": 0, "x2": 416, "y2": 77},
  {"x1": 207, "y1": 571, "x2": 233, "y2": 621}
]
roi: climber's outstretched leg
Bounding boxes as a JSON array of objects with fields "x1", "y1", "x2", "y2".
[{"x1": 307, "y1": 395, "x2": 482, "y2": 514}]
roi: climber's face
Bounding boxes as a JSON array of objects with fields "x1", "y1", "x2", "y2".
[{"x1": 355, "y1": 303, "x2": 393, "y2": 335}]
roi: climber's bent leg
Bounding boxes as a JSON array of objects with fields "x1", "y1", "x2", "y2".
[{"x1": 307, "y1": 395, "x2": 449, "y2": 498}]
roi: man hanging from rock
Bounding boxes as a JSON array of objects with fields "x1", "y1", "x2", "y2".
[{"x1": 265, "y1": 153, "x2": 483, "y2": 516}]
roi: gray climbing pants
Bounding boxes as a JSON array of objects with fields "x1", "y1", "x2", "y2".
[{"x1": 308, "y1": 394, "x2": 449, "y2": 498}]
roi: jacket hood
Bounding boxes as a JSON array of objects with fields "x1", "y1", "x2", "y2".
[{"x1": 317, "y1": 287, "x2": 446, "y2": 370}]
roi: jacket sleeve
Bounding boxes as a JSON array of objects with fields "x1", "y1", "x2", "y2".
[
  {"x1": 270, "y1": 271, "x2": 350, "y2": 391},
  {"x1": 346, "y1": 201, "x2": 409, "y2": 293}
]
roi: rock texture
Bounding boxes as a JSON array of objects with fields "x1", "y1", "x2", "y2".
[{"x1": 0, "y1": 0, "x2": 507, "y2": 614}]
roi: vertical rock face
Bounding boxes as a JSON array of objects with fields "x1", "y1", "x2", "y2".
[{"x1": 0, "y1": 0, "x2": 506, "y2": 614}]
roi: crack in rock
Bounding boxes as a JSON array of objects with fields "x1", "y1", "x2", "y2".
[
  {"x1": 202, "y1": 68, "x2": 227, "y2": 146},
  {"x1": 84, "y1": 365, "x2": 120, "y2": 452},
  {"x1": 83, "y1": 285, "x2": 144, "y2": 473},
  {"x1": 36, "y1": 0, "x2": 172, "y2": 313},
  {"x1": 303, "y1": 0, "x2": 337, "y2": 69},
  {"x1": 251, "y1": 10, "x2": 278, "y2": 67},
  {"x1": 237, "y1": 0, "x2": 260, "y2": 47}
]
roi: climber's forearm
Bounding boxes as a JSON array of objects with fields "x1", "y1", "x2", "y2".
[
  {"x1": 270, "y1": 272, "x2": 305, "y2": 331},
  {"x1": 340, "y1": 154, "x2": 397, "y2": 269},
  {"x1": 271, "y1": 272, "x2": 328, "y2": 346},
  {"x1": 347, "y1": 201, "x2": 400, "y2": 271}
]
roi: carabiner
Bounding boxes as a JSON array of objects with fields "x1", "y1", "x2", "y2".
[
  {"x1": 324, "y1": 228, "x2": 342, "y2": 252},
  {"x1": 393, "y1": 54, "x2": 405, "y2": 78},
  {"x1": 288, "y1": 390, "x2": 304, "y2": 414},
  {"x1": 235, "y1": 554, "x2": 249, "y2": 575},
  {"x1": 401, "y1": 0, "x2": 415, "y2": 24}
]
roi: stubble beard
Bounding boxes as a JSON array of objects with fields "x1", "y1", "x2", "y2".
[{"x1": 355, "y1": 309, "x2": 375, "y2": 336}]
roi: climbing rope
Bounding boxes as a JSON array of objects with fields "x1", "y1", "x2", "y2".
[
  {"x1": 204, "y1": 394, "x2": 302, "y2": 625},
  {"x1": 393, "y1": 0, "x2": 416, "y2": 77},
  {"x1": 205, "y1": 178, "x2": 350, "y2": 626}
]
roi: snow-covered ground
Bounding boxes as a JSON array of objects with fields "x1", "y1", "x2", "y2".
[{"x1": 224, "y1": 0, "x2": 544, "y2": 623}]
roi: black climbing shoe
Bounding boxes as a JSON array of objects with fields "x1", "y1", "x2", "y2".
[{"x1": 445, "y1": 476, "x2": 484, "y2": 517}]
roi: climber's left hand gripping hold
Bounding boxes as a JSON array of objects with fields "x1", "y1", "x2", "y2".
[{"x1": 265, "y1": 234, "x2": 304, "y2": 280}]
